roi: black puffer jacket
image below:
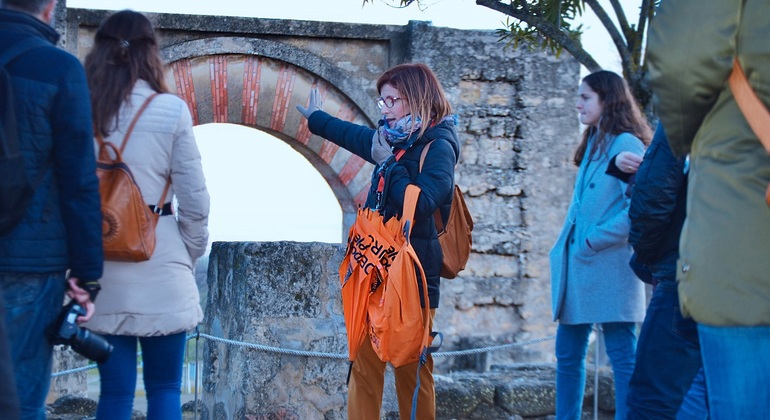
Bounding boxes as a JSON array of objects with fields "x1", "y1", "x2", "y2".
[
  {"x1": 628, "y1": 124, "x2": 687, "y2": 270},
  {"x1": 308, "y1": 110, "x2": 459, "y2": 308}
]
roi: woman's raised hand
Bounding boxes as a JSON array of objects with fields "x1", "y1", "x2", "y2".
[{"x1": 296, "y1": 88, "x2": 323, "y2": 119}]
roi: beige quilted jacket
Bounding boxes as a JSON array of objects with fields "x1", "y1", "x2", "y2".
[{"x1": 84, "y1": 80, "x2": 209, "y2": 336}]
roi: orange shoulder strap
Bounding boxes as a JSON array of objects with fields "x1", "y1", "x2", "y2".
[
  {"x1": 730, "y1": 59, "x2": 770, "y2": 206},
  {"x1": 401, "y1": 184, "x2": 421, "y2": 241},
  {"x1": 729, "y1": 58, "x2": 770, "y2": 154},
  {"x1": 96, "y1": 93, "x2": 170, "y2": 209},
  {"x1": 119, "y1": 93, "x2": 161, "y2": 153}
]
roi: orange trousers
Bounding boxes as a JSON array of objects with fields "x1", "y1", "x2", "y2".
[{"x1": 347, "y1": 309, "x2": 436, "y2": 420}]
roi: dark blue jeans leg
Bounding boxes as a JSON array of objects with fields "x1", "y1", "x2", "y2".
[
  {"x1": 96, "y1": 335, "x2": 139, "y2": 420},
  {"x1": 677, "y1": 367, "x2": 708, "y2": 420},
  {"x1": 626, "y1": 280, "x2": 703, "y2": 420},
  {"x1": 1, "y1": 271, "x2": 66, "y2": 420},
  {"x1": 0, "y1": 287, "x2": 21, "y2": 419},
  {"x1": 601, "y1": 322, "x2": 637, "y2": 420},
  {"x1": 140, "y1": 332, "x2": 186, "y2": 420},
  {"x1": 556, "y1": 323, "x2": 592, "y2": 420}
]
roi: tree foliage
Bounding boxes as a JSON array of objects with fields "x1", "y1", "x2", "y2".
[{"x1": 363, "y1": 0, "x2": 658, "y2": 114}]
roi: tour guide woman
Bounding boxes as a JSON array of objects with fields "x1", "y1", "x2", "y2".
[{"x1": 297, "y1": 62, "x2": 459, "y2": 420}]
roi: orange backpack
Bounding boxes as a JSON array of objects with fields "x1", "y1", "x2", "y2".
[
  {"x1": 338, "y1": 185, "x2": 431, "y2": 368},
  {"x1": 419, "y1": 141, "x2": 474, "y2": 279},
  {"x1": 367, "y1": 185, "x2": 432, "y2": 367}
]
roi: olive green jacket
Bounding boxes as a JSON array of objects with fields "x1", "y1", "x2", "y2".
[{"x1": 647, "y1": 0, "x2": 770, "y2": 326}]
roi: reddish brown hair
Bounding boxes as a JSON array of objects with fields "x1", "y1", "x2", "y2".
[{"x1": 376, "y1": 63, "x2": 452, "y2": 138}]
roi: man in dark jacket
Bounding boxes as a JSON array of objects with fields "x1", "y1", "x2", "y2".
[
  {"x1": 0, "y1": 1, "x2": 103, "y2": 418},
  {"x1": 625, "y1": 125, "x2": 707, "y2": 419}
]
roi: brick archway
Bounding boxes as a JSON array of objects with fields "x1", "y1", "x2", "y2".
[
  {"x1": 164, "y1": 49, "x2": 376, "y2": 233},
  {"x1": 61, "y1": 5, "x2": 583, "y2": 369}
]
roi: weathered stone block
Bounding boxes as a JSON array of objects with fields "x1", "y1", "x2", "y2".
[{"x1": 202, "y1": 241, "x2": 348, "y2": 419}]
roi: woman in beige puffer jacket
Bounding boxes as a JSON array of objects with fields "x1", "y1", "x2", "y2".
[{"x1": 82, "y1": 10, "x2": 209, "y2": 419}]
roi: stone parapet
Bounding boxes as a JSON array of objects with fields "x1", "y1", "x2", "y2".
[
  {"x1": 61, "y1": 8, "x2": 579, "y2": 367},
  {"x1": 198, "y1": 242, "x2": 612, "y2": 419},
  {"x1": 202, "y1": 241, "x2": 350, "y2": 419}
]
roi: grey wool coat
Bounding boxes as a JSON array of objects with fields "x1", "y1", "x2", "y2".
[{"x1": 550, "y1": 133, "x2": 646, "y2": 325}]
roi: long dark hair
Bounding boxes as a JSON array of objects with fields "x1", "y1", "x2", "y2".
[
  {"x1": 85, "y1": 10, "x2": 169, "y2": 137},
  {"x1": 573, "y1": 70, "x2": 651, "y2": 166}
]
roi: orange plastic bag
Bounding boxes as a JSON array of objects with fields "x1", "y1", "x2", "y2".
[
  {"x1": 338, "y1": 207, "x2": 401, "y2": 362},
  {"x1": 338, "y1": 185, "x2": 431, "y2": 367}
]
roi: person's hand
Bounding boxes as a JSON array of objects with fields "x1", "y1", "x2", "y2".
[
  {"x1": 616, "y1": 151, "x2": 643, "y2": 174},
  {"x1": 370, "y1": 126, "x2": 393, "y2": 165},
  {"x1": 296, "y1": 88, "x2": 322, "y2": 119},
  {"x1": 66, "y1": 278, "x2": 95, "y2": 323}
]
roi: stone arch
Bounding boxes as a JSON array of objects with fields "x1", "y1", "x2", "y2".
[{"x1": 162, "y1": 37, "x2": 378, "y2": 233}]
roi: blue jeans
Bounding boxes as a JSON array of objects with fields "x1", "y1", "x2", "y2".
[
  {"x1": 96, "y1": 332, "x2": 187, "y2": 420},
  {"x1": 0, "y1": 286, "x2": 21, "y2": 419},
  {"x1": 556, "y1": 322, "x2": 637, "y2": 420},
  {"x1": 0, "y1": 271, "x2": 66, "y2": 420},
  {"x1": 678, "y1": 368, "x2": 708, "y2": 420},
  {"x1": 698, "y1": 324, "x2": 770, "y2": 419},
  {"x1": 627, "y1": 279, "x2": 707, "y2": 419}
]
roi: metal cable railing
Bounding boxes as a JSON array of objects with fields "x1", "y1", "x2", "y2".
[
  {"x1": 51, "y1": 330, "x2": 555, "y2": 375},
  {"x1": 51, "y1": 330, "x2": 559, "y2": 419}
]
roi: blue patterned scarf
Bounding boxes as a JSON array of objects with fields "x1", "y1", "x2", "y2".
[{"x1": 380, "y1": 114, "x2": 422, "y2": 147}]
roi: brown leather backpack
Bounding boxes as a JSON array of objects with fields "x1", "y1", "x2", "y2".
[
  {"x1": 419, "y1": 141, "x2": 474, "y2": 279},
  {"x1": 96, "y1": 94, "x2": 170, "y2": 262}
]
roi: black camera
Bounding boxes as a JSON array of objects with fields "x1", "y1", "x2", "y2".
[{"x1": 49, "y1": 302, "x2": 113, "y2": 363}]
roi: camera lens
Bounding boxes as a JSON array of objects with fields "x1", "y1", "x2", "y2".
[{"x1": 71, "y1": 328, "x2": 113, "y2": 364}]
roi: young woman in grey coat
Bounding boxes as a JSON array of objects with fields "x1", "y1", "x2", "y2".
[{"x1": 549, "y1": 70, "x2": 651, "y2": 420}]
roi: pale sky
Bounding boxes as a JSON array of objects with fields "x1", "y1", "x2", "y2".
[
  {"x1": 67, "y1": 0, "x2": 508, "y2": 30},
  {"x1": 66, "y1": 0, "x2": 635, "y2": 247}
]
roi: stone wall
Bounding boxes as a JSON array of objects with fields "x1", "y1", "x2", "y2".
[
  {"x1": 50, "y1": 6, "x2": 582, "y2": 410},
  {"x1": 405, "y1": 24, "x2": 578, "y2": 367},
  {"x1": 203, "y1": 241, "x2": 350, "y2": 419},
  {"x1": 201, "y1": 242, "x2": 616, "y2": 419},
  {"x1": 60, "y1": 9, "x2": 580, "y2": 366}
]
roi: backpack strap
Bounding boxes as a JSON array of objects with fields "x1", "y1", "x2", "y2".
[
  {"x1": 418, "y1": 140, "x2": 450, "y2": 233},
  {"x1": 118, "y1": 93, "x2": 161, "y2": 153},
  {"x1": 401, "y1": 184, "x2": 421, "y2": 241},
  {"x1": 2, "y1": 37, "x2": 51, "y2": 160},
  {"x1": 729, "y1": 58, "x2": 770, "y2": 207},
  {"x1": 94, "y1": 93, "x2": 160, "y2": 153},
  {"x1": 1, "y1": 38, "x2": 52, "y2": 189},
  {"x1": 95, "y1": 93, "x2": 170, "y2": 210},
  {"x1": 729, "y1": 58, "x2": 770, "y2": 153},
  {"x1": 151, "y1": 180, "x2": 172, "y2": 215}
]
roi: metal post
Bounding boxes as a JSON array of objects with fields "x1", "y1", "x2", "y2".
[
  {"x1": 194, "y1": 326, "x2": 200, "y2": 420},
  {"x1": 594, "y1": 324, "x2": 600, "y2": 420}
]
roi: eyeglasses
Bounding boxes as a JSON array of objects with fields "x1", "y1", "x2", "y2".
[{"x1": 376, "y1": 96, "x2": 402, "y2": 109}]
